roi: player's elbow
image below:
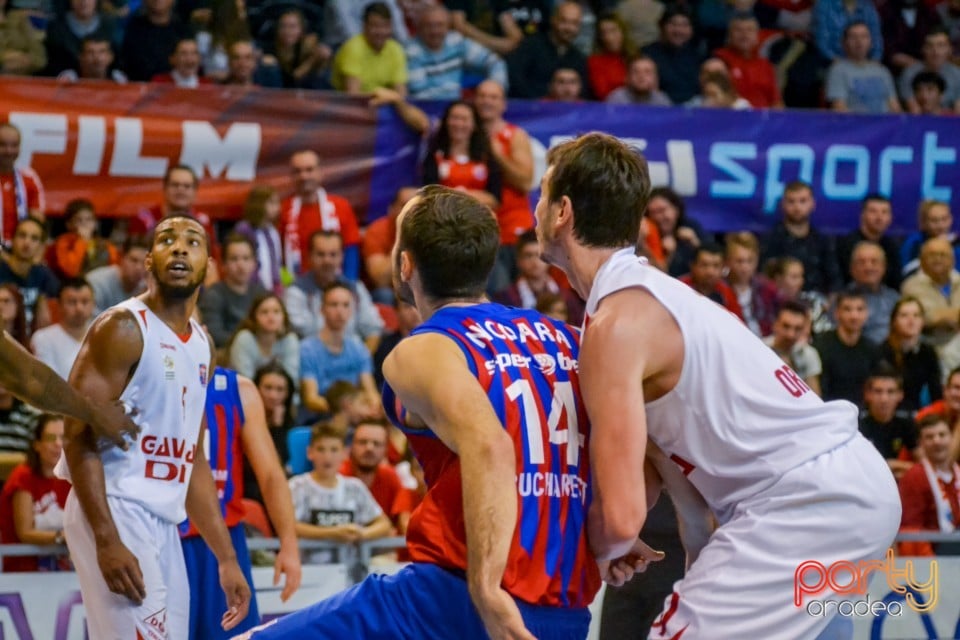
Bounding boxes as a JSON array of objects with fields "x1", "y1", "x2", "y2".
[{"x1": 589, "y1": 503, "x2": 646, "y2": 561}]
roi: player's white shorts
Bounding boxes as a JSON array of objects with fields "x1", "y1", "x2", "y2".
[
  {"x1": 64, "y1": 491, "x2": 189, "y2": 640},
  {"x1": 649, "y1": 434, "x2": 901, "y2": 640}
]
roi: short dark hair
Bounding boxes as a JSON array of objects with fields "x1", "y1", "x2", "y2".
[
  {"x1": 151, "y1": 214, "x2": 210, "y2": 254},
  {"x1": 648, "y1": 186, "x2": 687, "y2": 222},
  {"x1": 546, "y1": 133, "x2": 651, "y2": 249},
  {"x1": 861, "y1": 193, "x2": 890, "y2": 211},
  {"x1": 64, "y1": 198, "x2": 95, "y2": 223},
  {"x1": 916, "y1": 413, "x2": 949, "y2": 434},
  {"x1": 322, "y1": 281, "x2": 354, "y2": 302},
  {"x1": 59, "y1": 277, "x2": 92, "y2": 297},
  {"x1": 222, "y1": 233, "x2": 255, "y2": 259},
  {"x1": 80, "y1": 34, "x2": 112, "y2": 50},
  {"x1": 865, "y1": 362, "x2": 903, "y2": 390},
  {"x1": 912, "y1": 70, "x2": 946, "y2": 94},
  {"x1": 398, "y1": 185, "x2": 499, "y2": 300},
  {"x1": 310, "y1": 422, "x2": 345, "y2": 445},
  {"x1": 783, "y1": 180, "x2": 812, "y2": 196},
  {"x1": 659, "y1": 3, "x2": 693, "y2": 29},
  {"x1": 693, "y1": 242, "x2": 723, "y2": 262},
  {"x1": 163, "y1": 164, "x2": 198, "y2": 187},
  {"x1": 309, "y1": 229, "x2": 343, "y2": 252},
  {"x1": 842, "y1": 20, "x2": 870, "y2": 40},
  {"x1": 122, "y1": 234, "x2": 151, "y2": 254},
  {"x1": 515, "y1": 230, "x2": 539, "y2": 254},
  {"x1": 363, "y1": 1, "x2": 391, "y2": 23},
  {"x1": 777, "y1": 299, "x2": 809, "y2": 319},
  {"x1": 834, "y1": 290, "x2": 866, "y2": 307}
]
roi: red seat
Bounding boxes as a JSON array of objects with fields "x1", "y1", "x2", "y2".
[{"x1": 241, "y1": 498, "x2": 274, "y2": 537}]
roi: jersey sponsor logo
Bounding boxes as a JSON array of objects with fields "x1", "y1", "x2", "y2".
[
  {"x1": 483, "y1": 351, "x2": 577, "y2": 374},
  {"x1": 159, "y1": 342, "x2": 177, "y2": 351},
  {"x1": 163, "y1": 354, "x2": 175, "y2": 380},
  {"x1": 464, "y1": 318, "x2": 573, "y2": 351},
  {"x1": 138, "y1": 608, "x2": 166, "y2": 640},
  {"x1": 141, "y1": 435, "x2": 196, "y2": 484},
  {"x1": 795, "y1": 550, "x2": 938, "y2": 617}
]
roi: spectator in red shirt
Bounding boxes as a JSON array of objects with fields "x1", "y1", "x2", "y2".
[
  {"x1": 587, "y1": 11, "x2": 634, "y2": 100},
  {"x1": 898, "y1": 414, "x2": 960, "y2": 556},
  {"x1": 0, "y1": 414, "x2": 71, "y2": 571},
  {"x1": 151, "y1": 36, "x2": 211, "y2": 87},
  {"x1": 680, "y1": 243, "x2": 745, "y2": 321},
  {"x1": 714, "y1": 13, "x2": 783, "y2": 108},
  {"x1": 339, "y1": 420, "x2": 403, "y2": 520},
  {"x1": 280, "y1": 149, "x2": 361, "y2": 281},
  {"x1": 0, "y1": 123, "x2": 44, "y2": 248}
]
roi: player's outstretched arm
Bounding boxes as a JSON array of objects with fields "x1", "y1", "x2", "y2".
[
  {"x1": 63, "y1": 309, "x2": 147, "y2": 604},
  {"x1": 186, "y1": 423, "x2": 252, "y2": 631},
  {"x1": 0, "y1": 330, "x2": 139, "y2": 449},
  {"x1": 383, "y1": 333, "x2": 535, "y2": 640},
  {"x1": 580, "y1": 290, "x2": 654, "y2": 561},
  {"x1": 237, "y1": 375, "x2": 302, "y2": 602}
]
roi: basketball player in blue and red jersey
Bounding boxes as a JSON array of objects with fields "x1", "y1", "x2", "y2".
[
  {"x1": 239, "y1": 186, "x2": 618, "y2": 640},
  {"x1": 59, "y1": 216, "x2": 251, "y2": 639},
  {"x1": 181, "y1": 366, "x2": 302, "y2": 639}
]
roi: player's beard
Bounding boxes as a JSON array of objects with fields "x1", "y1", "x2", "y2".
[{"x1": 152, "y1": 262, "x2": 206, "y2": 300}]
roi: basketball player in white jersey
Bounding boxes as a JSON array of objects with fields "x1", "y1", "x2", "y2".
[
  {"x1": 536, "y1": 133, "x2": 901, "y2": 639},
  {"x1": 59, "y1": 216, "x2": 251, "y2": 639}
]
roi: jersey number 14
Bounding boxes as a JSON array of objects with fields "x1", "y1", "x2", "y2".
[{"x1": 507, "y1": 379, "x2": 585, "y2": 467}]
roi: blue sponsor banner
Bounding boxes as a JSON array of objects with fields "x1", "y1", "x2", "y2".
[{"x1": 372, "y1": 101, "x2": 960, "y2": 235}]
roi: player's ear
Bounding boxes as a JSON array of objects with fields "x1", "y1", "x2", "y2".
[
  {"x1": 399, "y1": 250, "x2": 414, "y2": 283},
  {"x1": 555, "y1": 195, "x2": 574, "y2": 231}
]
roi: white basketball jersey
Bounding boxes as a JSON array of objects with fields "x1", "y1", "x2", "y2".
[
  {"x1": 584, "y1": 249, "x2": 857, "y2": 523},
  {"x1": 56, "y1": 298, "x2": 211, "y2": 524}
]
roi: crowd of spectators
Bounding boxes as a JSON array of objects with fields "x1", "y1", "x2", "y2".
[
  {"x1": 1, "y1": 0, "x2": 959, "y2": 578},
  {"x1": 0, "y1": 0, "x2": 959, "y2": 113}
]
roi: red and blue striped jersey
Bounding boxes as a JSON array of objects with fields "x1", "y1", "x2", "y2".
[
  {"x1": 383, "y1": 303, "x2": 600, "y2": 608},
  {"x1": 179, "y1": 366, "x2": 246, "y2": 538}
]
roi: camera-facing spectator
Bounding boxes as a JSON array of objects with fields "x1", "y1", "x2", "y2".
[
  {"x1": 507, "y1": 1, "x2": 587, "y2": 99},
  {"x1": 120, "y1": 0, "x2": 194, "y2": 81},
  {"x1": 898, "y1": 414, "x2": 960, "y2": 556},
  {"x1": 228, "y1": 292, "x2": 299, "y2": 382},
  {"x1": 724, "y1": 231, "x2": 779, "y2": 337},
  {"x1": 698, "y1": 71, "x2": 750, "y2": 109},
  {"x1": 911, "y1": 71, "x2": 951, "y2": 115},
  {"x1": 643, "y1": 4, "x2": 704, "y2": 105},
  {"x1": 0, "y1": 123, "x2": 45, "y2": 246},
  {"x1": 825, "y1": 22, "x2": 900, "y2": 114},
  {"x1": 199, "y1": 234, "x2": 267, "y2": 348},
  {"x1": 837, "y1": 194, "x2": 901, "y2": 291},
  {"x1": 845, "y1": 241, "x2": 900, "y2": 345},
  {"x1": 858, "y1": 367, "x2": 916, "y2": 480},
  {"x1": 679, "y1": 243, "x2": 745, "y2": 320},
  {"x1": 900, "y1": 28, "x2": 960, "y2": 114},
  {"x1": 406, "y1": 5, "x2": 507, "y2": 101},
  {"x1": 879, "y1": 0, "x2": 943, "y2": 74},
  {"x1": 879, "y1": 296, "x2": 943, "y2": 413},
  {"x1": 331, "y1": 2, "x2": 407, "y2": 95},
  {"x1": 253, "y1": 362, "x2": 296, "y2": 474},
  {"x1": 266, "y1": 9, "x2": 331, "y2": 89},
  {"x1": 30, "y1": 278, "x2": 94, "y2": 380},
  {"x1": 764, "y1": 300, "x2": 822, "y2": 396},
  {"x1": 545, "y1": 66, "x2": 584, "y2": 101},
  {"x1": 0, "y1": 414, "x2": 71, "y2": 572},
  {"x1": 605, "y1": 54, "x2": 672, "y2": 105},
  {"x1": 811, "y1": 0, "x2": 882, "y2": 63},
  {"x1": 223, "y1": 39, "x2": 281, "y2": 87},
  {"x1": 195, "y1": 0, "x2": 250, "y2": 82},
  {"x1": 812, "y1": 290, "x2": 881, "y2": 406},
  {"x1": 339, "y1": 420, "x2": 403, "y2": 520},
  {"x1": 448, "y1": 0, "x2": 548, "y2": 57},
  {"x1": 587, "y1": 10, "x2": 634, "y2": 101},
  {"x1": 44, "y1": 0, "x2": 119, "y2": 76},
  {"x1": 48, "y1": 198, "x2": 118, "y2": 280},
  {"x1": 85, "y1": 234, "x2": 148, "y2": 313},
  {"x1": 900, "y1": 200, "x2": 959, "y2": 279},
  {"x1": 323, "y1": 0, "x2": 409, "y2": 49},
  {"x1": 288, "y1": 423, "x2": 392, "y2": 562},
  {"x1": 0, "y1": 217, "x2": 58, "y2": 331},
  {"x1": 494, "y1": 231, "x2": 584, "y2": 325},
  {"x1": 0, "y1": 283, "x2": 28, "y2": 347},
  {"x1": 902, "y1": 236, "x2": 960, "y2": 350},
  {"x1": 714, "y1": 12, "x2": 783, "y2": 108},
  {"x1": 151, "y1": 36, "x2": 210, "y2": 87},
  {"x1": 56, "y1": 34, "x2": 127, "y2": 83},
  {"x1": 646, "y1": 186, "x2": 705, "y2": 277}
]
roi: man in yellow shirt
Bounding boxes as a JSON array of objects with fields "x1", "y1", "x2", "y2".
[{"x1": 332, "y1": 2, "x2": 408, "y2": 95}]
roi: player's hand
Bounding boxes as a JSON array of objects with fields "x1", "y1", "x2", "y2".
[
  {"x1": 472, "y1": 587, "x2": 536, "y2": 640},
  {"x1": 97, "y1": 541, "x2": 146, "y2": 604},
  {"x1": 599, "y1": 538, "x2": 665, "y2": 587},
  {"x1": 89, "y1": 399, "x2": 140, "y2": 451},
  {"x1": 274, "y1": 542, "x2": 303, "y2": 602},
  {"x1": 219, "y1": 559, "x2": 252, "y2": 631}
]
